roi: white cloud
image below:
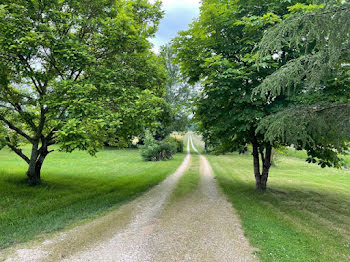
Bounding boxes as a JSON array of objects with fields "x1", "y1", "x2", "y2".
[
  {"x1": 157, "y1": 0, "x2": 200, "y2": 9},
  {"x1": 151, "y1": 46, "x2": 160, "y2": 54},
  {"x1": 150, "y1": 0, "x2": 200, "y2": 49}
]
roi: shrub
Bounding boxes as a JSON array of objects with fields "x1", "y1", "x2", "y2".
[
  {"x1": 164, "y1": 136, "x2": 184, "y2": 153},
  {"x1": 140, "y1": 131, "x2": 176, "y2": 161}
]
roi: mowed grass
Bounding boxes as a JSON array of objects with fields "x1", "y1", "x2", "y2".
[
  {"x1": 170, "y1": 133, "x2": 200, "y2": 200},
  {"x1": 171, "y1": 153, "x2": 200, "y2": 200},
  {"x1": 280, "y1": 147, "x2": 350, "y2": 167},
  {"x1": 207, "y1": 152, "x2": 350, "y2": 262},
  {"x1": 0, "y1": 146, "x2": 185, "y2": 249}
]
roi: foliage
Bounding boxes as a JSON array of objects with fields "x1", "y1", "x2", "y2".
[
  {"x1": 108, "y1": 89, "x2": 172, "y2": 147},
  {"x1": 0, "y1": 0, "x2": 167, "y2": 184},
  {"x1": 257, "y1": 1, "x2": 350, "y2": 96},
  {"x1": 173, "y1": 0, "x2": 310, "y2": 189},
  {"x1": 0, "y1": 125, "x2": 5, "y2": 150},
  {"x1": 257, "y1": 103, "x2": 350, "y2": 167},
  {"x1": 174, "y1": 0, "x2": 350, "y2": 189},
  {"x1": 164, "y1": 135, "x2": 184, "y2": 153},
  {"x1": 255, "y1": 1, "x2": 350, "y2": 167},
  {"x1": 140, "y1": 130, "x2": 176, "y2": 161},
  {"x1": 159, "y1": 45, "x2": 199, "y2": 133}
]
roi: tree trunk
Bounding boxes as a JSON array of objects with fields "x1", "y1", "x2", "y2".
[
  {"x1": 26, "y1": 143, "x2": 49, "y2": 186},
  {"x1": 260, "y1": 145, "x2": 272, "y2": 191},
  {"x1": 252, "y1": 136, "x2": 272, "y2": 191},
  {"x1": 252, "y1": 136, "x2": 262, "y2": 190},
  {"x1": 26, "y1": 164, "x2": 42, "y2": 186}
]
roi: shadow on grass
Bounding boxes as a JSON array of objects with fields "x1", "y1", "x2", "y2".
[
  {"x1": 218, "y1": 174, "x2": 349, "y2": 209},
  {"x1": 0, "y1": 172, "x2": 154, "y2": 249},
  {"x1": 217, "y1": 175, "x2": 350, "y2": 262},
  {"x1": 3, "y1": 172, "x2": 92, "y2": 191}
]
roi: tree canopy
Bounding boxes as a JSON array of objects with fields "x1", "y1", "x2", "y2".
[
  {"x1": 0, "y1": 0, "x2": 167, "y2": 184},
  {"x1": 159, "y1": 44, "x2": 198, "y2": 133},
  {"x1": 256, "y1": 1, "x2": 350, "y2": 167},
  {"x1": 173, "y1": 0, "x2": 350, "y2": 189}
]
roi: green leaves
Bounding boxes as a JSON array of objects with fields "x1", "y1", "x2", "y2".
[
  {"x1": 251, "y1": 1, "x2": 350, "y2": 167},
  {"x1": 174, "y1": 0, "x2": 294, "y2": 153},
  {"x1": 0, "y1": 0, "x2": 167, "y2": 163},
  {"x1": 256, "y1": 2, "x2": 350, "y2": 93},
  {"x1": 0, "y1": 125, "x2": 6, "y2": 150},
  {"x1": 287, "y1": 3, "x2": 325, "y2": 13},
  {"x1": 234, "y1": 13, "x2": 281, "y2": 29},
  {"x1": 55, "y1": 118, "x2": 107, "y2": 155},
  {"x1": 174, "y1": 0, "x2": 350, "y2": 170}
]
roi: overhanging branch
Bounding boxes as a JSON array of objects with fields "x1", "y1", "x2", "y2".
[
  {"x1": 0, "y1": 115, "x2": 34, "y2": 142},
  {"x1": 5, "y1": 137, "x2": 30, "y2": 164}
]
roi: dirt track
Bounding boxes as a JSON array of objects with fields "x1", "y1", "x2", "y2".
[{"x1": 2, "y1": 136, "x2": 257, "y2": 262}]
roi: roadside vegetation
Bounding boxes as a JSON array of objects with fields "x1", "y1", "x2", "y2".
[
  {"x1": 170, "y1": 152, "x2": 200, "y2": 201},
  {"x1": 281, "y1": 147, "x2": 350, "y2": 168},
  {"x1": 174, "y1": 0, "x2": 350, "y2": 190},
  {"x1": 140, "y1": 131, "x2": 184, "y2": 162},
  {"x1": 0, "y1": 147, "x2": 185, "y2": 249},
  {"x1": 1, "y1": 0, "x2": 349, "y2": 260},
  {"x1": 207, "y1": 152, "x2": 350, "y2": 261}
]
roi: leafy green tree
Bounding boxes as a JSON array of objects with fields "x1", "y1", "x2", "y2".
[
  {"x1": 174, "y1": 0, "x2": 311, "y2": 190},
  {"x1": 256, "y1": 1, "x2": 350, "y2": 167},
  {"x1": 160, "y1": 44, "x2": 198, "y2": 133},
  {"x1": 0, "y1": 0, "x2": 166, "y2": 185}
]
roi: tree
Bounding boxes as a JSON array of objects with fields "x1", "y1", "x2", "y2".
[
  {"x1": 173, "y1": 0, "x2": 311, "y2": 190},
  {"x1": 159, "y1": 44, "x2": 198, "y2": 133},
  {"x1": 0, "y1": 0, "x2": 166, "y2": 185},
  {"x1": 255, "y1": 1, "x2": 350, "y2": 167}
]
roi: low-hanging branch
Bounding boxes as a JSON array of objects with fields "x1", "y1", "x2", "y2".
[{"x1": 256, "y1": 3, "x2": 350, "y2": 95}]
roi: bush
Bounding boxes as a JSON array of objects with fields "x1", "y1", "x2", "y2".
[
  {"x1": 140, "y1": 131, "x2": 176, "y2": 161},
  {"x1": 164, "y1": 136, "x2": 184, "y2": 153}
]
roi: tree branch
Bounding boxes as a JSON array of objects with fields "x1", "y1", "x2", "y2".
[
  {"x1": 17, "y1": 54, "x2": 43, "y2": 94},
  {"x1": 0, "y1": 115, "x2": 34, "y2": 142},
  {"x1": 42, "y1": 48, "x2": 65, "y2": 80},
  {"x1": 5, "y1": 137, "x2": 30, "y2": 164},
  {"x1": 6, "y1": 100, "x2": 37, "y2": 131}
]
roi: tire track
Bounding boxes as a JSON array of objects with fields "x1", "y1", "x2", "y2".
[
  {"x1": 145, "y1": 136, "x2": 258, "y2": 262},
  {"x1": 3, "y1": 137, "x2": 192, "y2": 262}
]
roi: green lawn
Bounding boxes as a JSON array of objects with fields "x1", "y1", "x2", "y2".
[
  {"x1": 207, "y1": 152, "x2": 350, "y2": 262},
  {"x1": 0, "y1": 146, "x2": 185, "y2": 249},
  {"x1": 169, "y1": 133, "x2": 201, "y2": 200},
  {"x1": 276, "y1": 147, "x2": 350, "y2": 167},
  {"x1": 171, "y1": 153, "x2": 200, "y2": 200}
]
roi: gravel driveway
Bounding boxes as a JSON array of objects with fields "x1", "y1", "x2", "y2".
[{"x1": 2, "y1": 136, "x2": 257, "y2": 262}]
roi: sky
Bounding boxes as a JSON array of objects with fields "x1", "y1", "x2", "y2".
[{"x1": 150, "y1": 0, "x2": 201, "y2": 53}]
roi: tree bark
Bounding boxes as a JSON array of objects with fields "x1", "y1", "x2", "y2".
[
  {"x1": 252, "y1": 136, "x2": 262, "y2": 190},
  {"x1": 26, "y1": 143, "x2": 49, "y2": 186},
  {"x1": 252, "y1": 136, "x2": 272, "y2": 191},
  {"x1": 260, "y1": 145, "x2": 272, "y2": 191},
  {"x1": 26, "y1": 164, "x2": 41, "y2": 186}
]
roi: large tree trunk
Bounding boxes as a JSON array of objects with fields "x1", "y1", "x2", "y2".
[
  {"x1": 26, "y1": 143, "x2": 49, "y2": 186},
  {"x1": 252, "y1": 136, "x2": 272, "y2": 190},
  {"x1": 26, "y1": 164, "x2": 41, "y2": 186}
]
